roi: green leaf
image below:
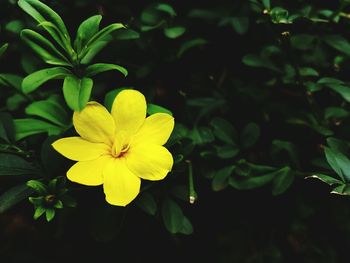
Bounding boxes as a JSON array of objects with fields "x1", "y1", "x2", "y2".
[
  {"x1": 5, "y1": 20, "x2": 24, "y2": 34},
  {"x1": 327, "y1": 84, "x2": 350, "y2": 103},
  {"x1": 306, "y1": 174, "x2": 343, "y2": 186},
  {"x1": 290, "y1": 34, "x2": 315, "y2": 50},
  {"x1": 323, "y1": 35, "x2": 350, "y2": 56},
  {"x1": 33, "y1": 206, "x2": 46, "y2": 219},
  {"x1": 0, "y1": 153, "x2": 36, "y2": 175},
  {"x1": 104, "y1": 87, "x2": 128, "y2": 111},
  {"x1": 45, "y1": 208, "x2": 55, "y2": 222},
  {"x1": 271, "y1": 167, "x2": 294, "y2": 195},
  {"x1": 135, "y1": 192, "x2": 157, "y2": 216},
  {"x1": 189, "y1": 126, "x2": 214, "y2": 145},
  {"x1": 0, "y1": 184, "x2": 33, "y2": 213},
  {"x1": 22, "y1": 67, "x2": 71, "y2": 94},
  {"x1": 0, "y1": 73, "x2": 23, "y2": 89},
  {"x1": 210, "y1": 117, "x2": 237, "y2": 145},
  {"x1": 74, "y1": 15, "x2": 102, "y2": 53},
  {"x1": 331, "y1": 184, "x2": 350, "y2": 196},
  {"x1": 27, "y1": 180, "x2": 48, "y2": 194},
  {"x1": 162, "y1": 198, "x2": 187, "y2": 234},
  {"x1": 18, "y1": 0, "x2": 71, "y2": 50},
  {"x1": 179, "y1": 216, "x2": 193, "y2": 235},
  {"x1": 80, "y1": 40, "x2": 110, "y2": 64},
  {"x1": 242, "y1": 54, "x2": 280, "y2": 72},
  {"x1": 20, "y1": 29, "x2": 71, "y2": 66},
  {"x1": 226, "y1": 17, "x2": 249, "y2": 35},
  {"x1": 63, "y1": 76, "x2": 93, "y2": 111},
  {"x1": 215, "y1": 145, "x2": 240, "y2": 159},
  {"x1": 25, "y1": 96, "x2": 69, "y2": 126},
  {"x1": 14, "y1": 118, "x2": 63, "y2": 140},
  {"x1": 0, "y1": 113, "x2": 15, "y2": 143},
  {"x1": 271, "y1": 140, "x2": 300, "y2": 168},
  {"x1": 298, "y1": 67, "x2": 319, "y2": 77},
  {"x1": 240, "y1": 122, "x2": 260, "y2": 149},
  {"x1": 0, "y1": 43, "x2": 8, "y2": 57},
  {"x1": 29, "y1": 196, "x2": 44, "y2": 206},
  {"x1": 177, "y1": 38, "x2": 208, "y2": 58},
  {"x1": 112, "y1": 28, "x2": 140, "y2": 40},
  {"x1": 147, "y1": 103, "x2": 173, "y2": 116},
  {"x1": 54, "y1": 200, "x2": 64, "y2": 209},
  {"x1": 262, "y1": 0, "x2": 271, "y2": 9},
  {"x1": 79, "y1": 23, "x2": 124, "y2": 60},
  {"x1": 212, "y1": 165, "x2": 235, "y2": 191},
  {"x1": 270, "y1": 7, "x2": 289, "y2": 24},
  {"x1": 85, "y1": 63, "x2": 128, "y2": 77},
  {"x1": 229, "y1": 170, "x2": 280, "y2": 190},
  {"x1": 164, "y1": 26, "x2": 186, "y2": 39},
  {"x1": 324, "y1": 107, "x2": 349, "y2": 120},
  {"x1": 155, "y1": 3, "x2": 176, "y2": 17},
  {"x1": 324, "y1": 146, "x2": 350, "y2": 182}
]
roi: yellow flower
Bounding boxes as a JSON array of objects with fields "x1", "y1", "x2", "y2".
[{"x1": 52, "y1": 89, "x2": 174, "y2": 206}]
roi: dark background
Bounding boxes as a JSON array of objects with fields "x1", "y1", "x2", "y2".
[{"x1": 1, "y1": 0, "x2": 350, "y2": 262}]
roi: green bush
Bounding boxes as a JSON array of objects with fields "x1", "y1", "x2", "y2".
[{"x1": 1, "y1": 0, "x2": 350, "y2": 262}]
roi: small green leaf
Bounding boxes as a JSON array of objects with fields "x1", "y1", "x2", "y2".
[
  {"x1": 25, "y1": 97, "x2": 69, "y2": 126},
  {"x1": 271, "y1": 167, "x2": 294, "y2": 195},
  {"x1": 54, "y1": 200, "x2": 64, "y2": 209},
  {"x1": 63, "y1": 76, "x2": 93, "y2": 111},
  {"x1": 112, "y1": 28, "x2": 140, "y2": 40},
  {"x1": 240, "y1": 122, "x2": 260, "y2": 149},
  {"x1": 20, "y1": 29, "x2": 71, "y2": 66},
  {"x1": 0, "y1": 43, "x2": 8, "y2": 57},
  {"x1": 162, "y1": 198, "x2": 186, "y2": 234},
  {"x1": 189, "y1": 126, "x2": 214, "y2": 145},
  {"x1": 18, "y1": 0, "x2": 71, "y2": 50},
  {"x1": 85, "y1": 63, "x2": 128, "y2": 77},
  {"x1": 177, "y1": 38, "x2": 208, "y2": 58},
  {"x1": 45, "y1": 208, "x2": 56, "y2": 222},
  {"x1": 323, "y1": 35, "x2": 350, "y2": 57},
  {"x1": 324, "y1": 146, "x2": 350, "y2": 182},
  {"x1": 212, "y1": 165, "x2": 235, "y2": 191},
  {"x1": 0, "y1": 73, "x2": 23, "y2": 89},
  {"x1": 226, "y1": 17, "x2": 249, "y2": 35},
  {"x1": 155, "y1": 3, "x2": 176, "y2": 17},
  {"x1": 22, "y1": 67, "x2": 71, "y2": 94},
  {"x1": 164, "y1": 26, "x2": 186, "y2": 39},
  {"x1": 306, "y1": 174, "x2": 343, "y2": 186},
  {"x1": 0, "y1": 184, "x2": 33, "y2": 213},
  {"x1": 5, "y1": 20, "x2": 24, "y2": 34},
  {"x1": 74, "y1": 15, "x2": 102, "y2": 53},
  {"x1": 147, "y1": 103, "x2": 173, "y2": 116},
  {"x1": 135, "y1": 192, "x2": 157, "y2": 216},
  {"x1": 0, "y1": 153, "x2": 36, "y2": 176},
  {"x1": 27, "y1": 180, "x2": 48, "y2": 194},
  {"x1": 14, "y1": 118, "x2": 63, "y2": 140},
  {"x1": 210, "y1": 117, "x2": 237, "y2": 145},
  {"x1": 0, "y1": 113, "x2": 15, "y2": 143},
  {"x1": 79, "y1": 23, "x2": 125, "y2": 60},
  {"x1": 179, "y1": 216, "x2": 193, "y2": 235},
  {"x1": 33, "y1": 206, "x2": 46, "y2": 219},
  {"x1": 215, "y1": 145, "x2": 240, "y2": 159}
]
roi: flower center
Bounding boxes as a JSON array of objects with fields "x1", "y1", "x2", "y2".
[{"x1": 111, "y1": 131, "x2": 131, "y2": 158}]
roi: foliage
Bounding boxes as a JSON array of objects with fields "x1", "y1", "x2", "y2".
[{"x1": 2, "y1": 0, "x2": 350, "y2": 262}]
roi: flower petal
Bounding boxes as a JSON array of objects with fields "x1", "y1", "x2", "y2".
[
  {"x1": 103, "y1": 158, "x2": 141, "y2": 206},
  {"x1": 73, "y1": 102, "x2": 115, "y2": 145},
  {"x1": 52, "y1": 137, "x2": 110, "y2": 161},
  {"x1": 132, "y1": 113, "x2": 174, "y2": 146},
  {"x1": 67, "y1": 156, "x2": 112, "y2": 186},
  {"x1": 111, "y1": 90, "x2": 146, "y2": 134},
  {"x1": 126, "y1": 143, "x2": 173, "y2": 181}
]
